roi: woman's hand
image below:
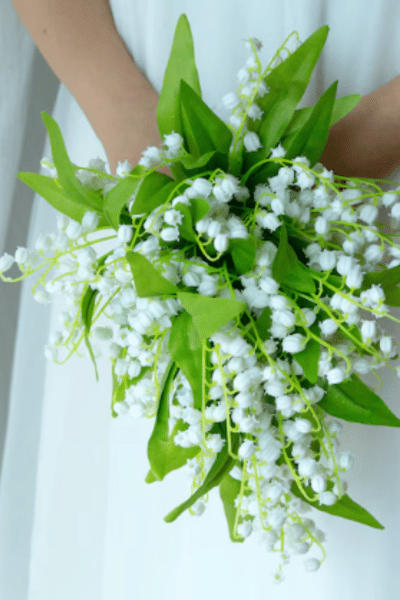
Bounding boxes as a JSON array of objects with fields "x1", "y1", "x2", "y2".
[{"x1": 320, "y1": 74, "x2": 400, "y2": 180}]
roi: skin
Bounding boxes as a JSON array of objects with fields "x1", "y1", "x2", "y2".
[{"x1": 11, "y1": 0, "x2": 400, "y2": 181}]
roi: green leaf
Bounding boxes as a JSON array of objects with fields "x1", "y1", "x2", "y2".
[
  {"x1": 103, "y1": 175, "x2": 142, "y2": 230},
  {"x1": 291, "y1": 482, "x2": 384, "y2": 529},
  {"x1": 282, "y1": 261, "x2": 316, "y2": 295},
  {"x1": 126, "y1": 251, "x2": 180, "y2": 297},
  {"x1": 177, "y1": 291, "x2": 247, "y2": 340},
  {"x1": 360, "y1": 264, "x2": 400, "y2": 293},
  {"x1": 157, "y1": 14, "x2": 201, "y2": 141},
  {"x1": 292, "y1": 322, "x2": 321, "y2": 384},
  {"x1": 164, "y1": 424, "x2": 240, "y2": 523},
  {"x1": 272, "y1": 224, "x2": 298, "y2": 284},
  {"x1": 179, "y1": 150, "x2": 229, "y2": 174},
  {"x1": 228, "y1": 236, "x2": 258, "y2": 275},
  {"x1": 40, "y1": 111, "x2": 105, "y2": 213},
  {"x1": 129, "y1": 171, "x2": 175, "y2": 216},
  {"x1": 179, "y1": 79, "x2": 232, "y2": 156},
  {"x1": 319, "y1": 374, "x2": 400, "y2": 427},
  {"x1": 283, "y1": 79, "x2": 338, "y2": 168},
  {"x1": 219, "y1": 474, "x2": 244, "y2": 542},
  {"x1": 17, "y1": 172, "x2": 110, "y2": 229},
  {"x1": 111, "y1": 362, "x2": 127, "y2": 418},
  {"x1": 283, "y1": 93, "x2": 362, "y2": 138},
  {"x1": 381, "y1": 285, "x2": 400, "y2": 307},
  {"x1": 147, "y1": 359, "x2": 201, "y2": 481},
  {"x1": 244, "y1": 26, "x2": 329, "y2": 172},
  {"x1": 253, "y1": 307, "x2": 273, "y2": 342},
  {"x1": 168, "y1": 311, "x2": 203, "y2": 412},
  {"x1": 173, "y1": 202, "x2": 197, "y2": 242}
]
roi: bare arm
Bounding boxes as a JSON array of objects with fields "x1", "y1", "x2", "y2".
[
  {"x1": 321, "y1": 74, "x2": 400, "y2": 181},
  {"x1": 11, "y1": 0, "x2": 164, "y2": 176}
]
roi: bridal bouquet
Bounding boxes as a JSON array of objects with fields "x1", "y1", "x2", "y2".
[{"x1": 3, "y1": 13, "x2": 400, "y2": 582}]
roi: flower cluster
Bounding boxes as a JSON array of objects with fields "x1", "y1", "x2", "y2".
[{"x1": 2, "y1": 24, "x2": 400, "y2": 583}]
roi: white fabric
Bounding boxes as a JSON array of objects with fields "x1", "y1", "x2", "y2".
[{"x1": 2, "y1": 1, "x2": 400, "y2": 598}]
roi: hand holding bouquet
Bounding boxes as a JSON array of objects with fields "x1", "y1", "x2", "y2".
[{"x1": 3, "y1": 14, "x2": 400, "y2": 582}]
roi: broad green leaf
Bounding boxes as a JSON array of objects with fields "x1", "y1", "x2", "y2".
[
  {"x1": 126, "y1": 251, "x2": 180, "y2": 297},
  {"x1": 360, "y1": 264, "x2": 400, "y2": 292},
  {"x1": 179, "y1": 150, "x2": 229, "y2": 174},
  {"x1": 229, "y1": 236, "x2": 258, "y2": 275},
  {"x1": 173, "y1": 202, "x2": 197, "y2": 242},
  {"x1": 243, "y1": 26, "x2": 329, "y2": 172},
  {"x1": 147, "y1": 359, "x2": 201, "y2": 481},
  {"x1": 219, "y1": 474, "x2": 244, "y2": 543},
  {"x1": 272, "y1": 224, "x2": 298, "y2": 284},
  {"x1": 177, "y1": 291, "x2": 247, "y2": 340},
  {"x1": 381, "y1": 285, "x2": 400, "y2": 306},
  {"x1": 292, "y1": 322, "x2": 321, "y2": 384},
  {"x1": 179, "y1": 79, "x2": 232, "y2": 156},
  {"x1": 17, "y1": 172, "x2": 110, "y2": 229},
  {"x1": 168, "y1": 311, "x2": 203, "y2": 412},
  {"x1": 319, "y1": 374, "x2": 400, "y2": 427},
  {"x1": 103, "y1": 175, "x2": 142, "y2": 230},
  {"x1": 291, "y1": 482, "x2": 384, "y2": 529},
  {"x1": 129, "y1": 171, "x2": 174, "y2": 216},
  {"x1": 80, "y1": 286, "x2": 100, "y2": 381},
  {"x1": 282, "y1": 261, "x2": 316, "y2": 295},
  {"x1": 283, "y1": 79, "x2": 338, "y2": 168},
  {"x1": 189, "y1": 197, "x2": 211, "y2": 225},
  {"x1": 254, "y1": 307, "x2": 273, "y2": 341},
  {"x1": 157, "y1": 14, "x2": 201, "y2": 141},
  {"x1": 41, "y1": 111, "x2": 105, "y2": 213},
  {"x1": 283, "y1": 93, "x2": 362, "y2": 138},
  {"x1": 164, "y1": 424, "x2": 240, "y2": 523},
  {"x1": 111, "y1": 362, "x2": 127, "y2": 418}
]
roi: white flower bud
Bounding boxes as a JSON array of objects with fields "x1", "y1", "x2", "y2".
[
  {"x1": 359, "y1": 204, "x2": 378, "y2": 224},
  {"x1": 380, "y1": 335, "x2": 393, "y2": 354},
  {"x1": 0, "y1": 253, "x2": 14, "y2": 273},
  {"x1": 319, "y1": 491, "x2": 337, "y2": 506},
  {"x1": 319, "y1": 249, "x2": 336, "y2": 270},
  {"x1": 361, "y1": 319, "x2": 377, "y2": 343},
  {"x1": 346, "y1": 265, "x2": 364, "y2": 289},
  {"x1": 304, "y1": 558, "x2": 321, "y2": 572},
  {"x1": 326, "y1": 367, "x2": 346, "y2": 384},
  {"x1": 243, "y1": 131, "x2": 261, "y2": 152},
  {"x1": 298, "y1": 457, "x2": 317, "y2": 478},
  {"x1": 339, "y1": 451, "x2": 354, "y2": 471},
  {"x1": 319, "y1": 318, "x2": 338, "y2": 336},
  {"x1": 237, "y1": 520, "x2": 253, "y2": 538},
  {"x1": 315, "y1": 216, "x2": 329, "y2": 235},
  {"x1": 238, "y1": 438, "x2": 257, "y2": 459},
  {"x1": 282, "y1": 333, "x2": 307, "y2": 354},
  {"x1": 311, "y1": 474, "x2": 327, "y2": 493}
]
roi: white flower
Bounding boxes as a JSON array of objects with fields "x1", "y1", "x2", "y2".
[
  {"x1": 304, "y1": 558, "x2": 321, "y2": 572},
  {"x1": 336, "y1": 254, "x2": 354, "y2": 276},
  {"x1": 138, "y1": 145, "x2": 164, "y2": 168},
  {"x1": 319, "y1": 491, "x2": 337, "y2": 506},
  {"x1": 160, "y1": 226, "x2": 180, "y2": 242},
  {"x1": 238, "y1": 438, "x2": 257, "y2": 459},
  {"x1": 117, "y1": 224, "x2": 133, "y2": 244},
  {"x1": 221, "y1": 92, "x2": 241, "y2": 110},
  {"x1": 269, "y1": 143, "x2": 286, "y2": 158},
  {"x1": 81, "y1": 210, "x2": 100, "y2": 232},
  {"x1": 311, "y1": 474, "x2": 327, "y2": 493},
  {"x1": 282, "y1": 333, "x2": 307, "y2": 354},
  {"x1": 361, "y1": 319, "x2": 377, "y2": 343},
  {"x1": 339, "y1": 451, "x2": 354, "y2": 471},
  {"x1": 318, "y1": 249, "x2": 336, "y2": 271},
  {"x1": 380, "y1": 335, "x2": 393, "y2": 354},
  {"x1": 320, "y1": 319, "x2": 338, "y2": 337},
  {"x1": 326, "y1": 367, "x2": 346, "y2": 384},
  {"x1": 163, "y1": 131, "x2": 184, "y2": 157},
  {"x1": 191, "y1": 177, "x2": 213, "y2": 198},
  {"x1": 0, "y1": 253, "x2": 14, "y2": 273},
  {"x1": 346, "y1": 265, "x2": 364, "y2": 289},
  {"x1": 391, "y1": 202, "x2": 400, "y2": 220},
  {"x1": 359, "y1": 203, "x2": 378, "y2": 224},
  {"x1": 243, "y1": 131, "x2": 262, "y2": 152},
  {"x1": 364, "y1": 244, "x2": 384, "y2": 264},
  {"x1": 315, "y1": 216, "x2": 329, "y2": 235},
  {"x1": 237, "y1": 520, "x2": 253, "y2": 538},
  {"x1": 247, "y1": 103, "x2": 263, "y2": 120}
]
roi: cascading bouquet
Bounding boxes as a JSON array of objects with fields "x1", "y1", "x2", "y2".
[{"x1": 3, "y1": 13, "x2": 400, "y2": 582}]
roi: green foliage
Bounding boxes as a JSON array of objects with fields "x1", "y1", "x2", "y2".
[
  {"x1": 243, "y1": 26, "x2": 330, "y2": 174},
  {"x1": 291, "y1": 481, "x2": 384, "y2": 529},
  {"x1": 272, "y1": 225, "x2": 315, "y2": 294},
  {"x1": 164, "y1": 423, "x2": 240, "y2": 522},
  {"x1": 219, "y1": 474, "x2": 245, "y2": 542},
  {"x1": 126, "y1": 251, "x2": 180, "y2": 297},
  {"x1": 177, "y1": 291, "x2": 247, "y2": 340},
  {"x1": 319, "y1": 374, "x2": 400, "y2": 427},
  {"x1": 147, "y1": 359, "x2": 201, "y2": 482},
  {"x1": 293, "y1": 322, "x2": 321, "y2": 384}
]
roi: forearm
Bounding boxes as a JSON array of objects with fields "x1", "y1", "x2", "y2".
[
  {"x1": 320, "y1": 76, "x2": 400, "y2": 180},
  {"x1": 11, "y1": 0, "x2": 163, "y2": 174}
]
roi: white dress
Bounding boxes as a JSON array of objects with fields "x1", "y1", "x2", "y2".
[{"x1": 2, "y1": 1, "x2": 400, "y2": 598}]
